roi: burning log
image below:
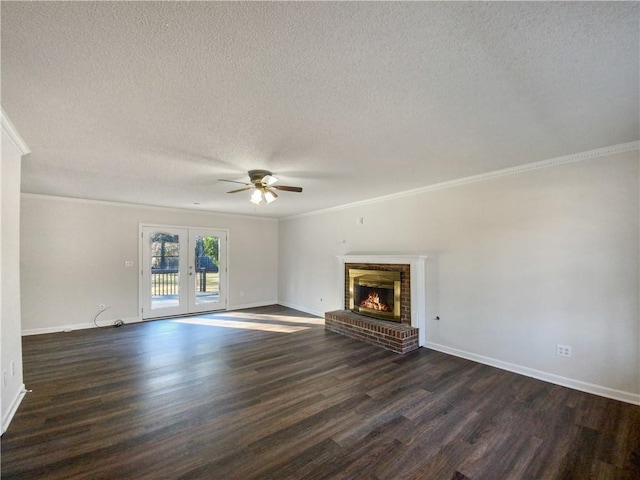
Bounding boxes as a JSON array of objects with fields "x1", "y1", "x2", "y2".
[{"x1": 360, "y1": 291, "x2": 392, "y2": 312}]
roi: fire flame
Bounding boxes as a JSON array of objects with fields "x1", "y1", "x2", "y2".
[{"x1": 360, "y1": 291, "x2": 392, "y2": 312}]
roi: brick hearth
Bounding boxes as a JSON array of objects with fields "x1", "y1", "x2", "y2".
[
  {"x1": 325, "y1": 310, "x2": 419, "y2": 354},
  {"x1": 332, "y1": 255, "x2": 428, "y2": 352}
]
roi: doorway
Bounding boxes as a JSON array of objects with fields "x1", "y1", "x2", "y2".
[{"x1": 140, "y1": 225, "x2": 228, "y2": 319}]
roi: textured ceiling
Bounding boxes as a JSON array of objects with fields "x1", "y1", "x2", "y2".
[{"x1": 2, "y1": 1, "x2": 638, "y2": 218}]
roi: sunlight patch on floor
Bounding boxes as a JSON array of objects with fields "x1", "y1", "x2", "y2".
[
  {"x1": 209, "y1": 311, "x2": 325, "y2": 326},
  {"x1": 173, "y1": 317, "x2": 310, "y2": 333}
]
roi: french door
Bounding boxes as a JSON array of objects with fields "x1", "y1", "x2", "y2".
[{"x1": 140, "y1": 225, "x2": 227, "y2": 319}]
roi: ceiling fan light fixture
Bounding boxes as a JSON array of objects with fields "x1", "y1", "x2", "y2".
[
  {"x1": 250, "y1": 189, "x2": 264, "y2": 204},
  {"x1": 264, "y1": 190, "x2": 277, "y2": 204},
  {"x1": 222, "y1": 170, "x2": 301, "y2": 205},
  {"x1": 262, "y1": 175, "x2": 278, "y2": 186}
]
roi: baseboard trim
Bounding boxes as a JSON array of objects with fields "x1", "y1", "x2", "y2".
[
  {"x1": 425, "y1": 342, "x2": 640, "y2": 406},
  {"x1": 277, "y1": 301, "x2": 324, "y2": 318},
  {"x1": 22, "y1": 305, "x2": 289, "y2": 335},
  {"x1": 228, "y1": 300, "x2": 281, "y2": 311},
  {"x1": 2, "y1": 384, "x2": 26, "y2": 434},
  {"x1": 22, "y1": 316, "x2": 142, "y2": 336}
]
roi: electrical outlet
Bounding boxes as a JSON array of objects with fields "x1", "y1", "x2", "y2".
[
  {"x1": 557, "y1": 344, "x2": 572, "y2": 357},
  {"x1": 99, "y1": 304, "x2": 106, "y2": 311}
]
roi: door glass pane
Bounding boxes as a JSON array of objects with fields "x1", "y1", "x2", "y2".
[
  {"x1": 194, "y1": 235, "x2": 220, "y2": 305},
  {"x1": 150, "y1": 233, "x2": 180, "y2": 309}
]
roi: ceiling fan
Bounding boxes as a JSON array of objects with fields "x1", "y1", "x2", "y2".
[{"x1": 219, "y1": 170, "x2": 303, "y2": 205}]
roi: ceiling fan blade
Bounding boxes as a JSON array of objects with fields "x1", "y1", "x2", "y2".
[
  {"x1": 266, "y1": 188, "x2": 278, "y2": 198},
  {"x1": 227, "y1": 187, "x2": 254, "y2": 194},
  {"x1": 273, "y1": 185, "x2": 303, "y2": 192},
  {"x1": 219, "y1": 179, "x2": 251, "y2": 186}
]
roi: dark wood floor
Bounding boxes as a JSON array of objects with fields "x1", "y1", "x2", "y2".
[{"x1": 2, "y1": 305, "x2": 639, "y2": 480}]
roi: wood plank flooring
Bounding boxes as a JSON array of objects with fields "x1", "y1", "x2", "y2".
[{"x1": 2, "y1": 305, "x2": 639, "y2": 479}]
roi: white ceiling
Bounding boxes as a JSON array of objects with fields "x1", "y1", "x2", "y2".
[{"x1": 2, "y1": 1, "x2": 638, "y2": 218}]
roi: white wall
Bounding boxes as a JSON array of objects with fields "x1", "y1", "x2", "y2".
[
  {"x1": 1, "y1": 113, "x2": 28, "y2": 432},
  {"x1": 279, "y1": 149, "x2": 640, "y2": 403},
  {"x1": 20, "y1": 196, "x2": 278, "y2": 333}
]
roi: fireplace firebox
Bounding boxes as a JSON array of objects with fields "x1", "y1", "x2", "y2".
[{"x1": 348, "y1": 268, "x2": 401, "y2": 322}]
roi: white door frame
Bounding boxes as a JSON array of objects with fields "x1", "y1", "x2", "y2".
[{"x1": 139, "y1": 224, "x2": 229, "y2": 320}]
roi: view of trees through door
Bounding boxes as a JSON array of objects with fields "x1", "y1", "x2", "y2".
[{"x1": 192, "y1": 234, "x2": 221, "y2": 306}]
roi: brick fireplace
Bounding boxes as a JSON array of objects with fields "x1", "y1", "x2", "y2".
[
  {"x1": 325, "y1": 254, "x2": 428, "y2": 354},
  {"x1": 347, "y1": 264, "x2": 409, "y2": 322}
]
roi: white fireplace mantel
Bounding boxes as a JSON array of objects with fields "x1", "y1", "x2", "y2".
[{"x1": 337, "y1": 254, "x2": 428, "y2": 346}]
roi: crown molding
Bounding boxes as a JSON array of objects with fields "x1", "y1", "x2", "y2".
[
  {"x1": 282, "y1": 141, "x2": 640, "y2": 221},
  {"x1": 20, "y1": 192, "x2": 278, "y2": 222},
  {"x1": 1, "y1": 108, "x2": 30, "y2": 156}
]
